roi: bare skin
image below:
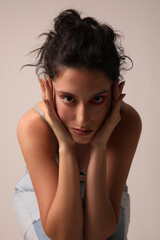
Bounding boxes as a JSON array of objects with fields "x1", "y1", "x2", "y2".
[
  {"x1": 17, "y1": 68, "x2": 142, "y2": 239},
  {"x1": 38, "y1": 68, "x2": 125, "y2": 176}
]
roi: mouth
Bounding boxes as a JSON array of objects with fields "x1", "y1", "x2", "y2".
[{"x1": 71, "y1": 128, "x2": 93, "y2": 136}]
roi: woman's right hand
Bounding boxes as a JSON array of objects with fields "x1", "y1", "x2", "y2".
[{"x1": 39, "y1": 76, "x2": 75, "y2": 148}]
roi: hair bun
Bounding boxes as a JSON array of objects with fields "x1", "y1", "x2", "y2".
[
  {"x1": 21, "y1": 8, "x2": 133, "y2": 82},
  {"x1": 101, "y1": 24, "x2": 115, "y2": 42},
  {"x1": 53, "y1": 9, "x2": 82, "y2": 34},
  {"x1": 82, "y1": 17, "x2": 100, "y2": 30}
]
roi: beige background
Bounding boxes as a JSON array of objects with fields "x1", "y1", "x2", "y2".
[{"x1": 1, "y1": 0, "x2": 159, "y2": 239}]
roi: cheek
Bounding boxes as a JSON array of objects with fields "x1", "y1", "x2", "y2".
[{"x1": 55, "y1": 100, "x2": 72, "y2": 125}]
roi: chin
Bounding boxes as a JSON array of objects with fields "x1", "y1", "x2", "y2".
[
  {"x1": 75, "y1": 140, "x2": 90, "y2": 144},
  {"x1": 73, "y1": 136, "x2": 91, "y2": 144}
]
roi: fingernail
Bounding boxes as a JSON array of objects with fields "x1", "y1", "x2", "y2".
[{"x1": 45, "y1": 79, "x2": 49, "y2": 85}]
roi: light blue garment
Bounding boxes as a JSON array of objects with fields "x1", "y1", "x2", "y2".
[
  {"x1": 13, "y1": 167, "x2": 130, "y2": 240},
  {"x1": 13, "y1": 103, "x2": 130, "y2": 240}
]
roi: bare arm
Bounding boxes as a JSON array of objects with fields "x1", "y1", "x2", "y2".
[
  {"x1": 83, "y1": 104, "x2": 142, "y2": 240},
  {"x1": 45, "y1": 144, "x2": 83, "y2": 239},
  {"x1": 28, "y1": 77, "x2": 84, "y2": 239},
  {"x1": 17, "y1": 114, "x2": 83, "y2": 240},
  {"x1": 84, "y1": 146, "x2": 117, "y2": 240}
]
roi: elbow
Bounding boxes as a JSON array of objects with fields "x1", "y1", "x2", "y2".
[
  {"x1": 43, "y1": 206, "x2": 83, "y2": 240},
  {"x1": 104, "y1": 218, "x2": 118, "y2": 239},
  {"x1": 44, "y1": 219, "x2": 82, "y2": 240},
  {"x1": 43, "y1": 225, "x2": 52, "y2": 239},
  {"x1": 84, "y1": 220, "x2": 117, "y2": 240},
  {"x1": 104, "y1": 217, "x2": 119, "y2": 239},
  {"x1": 44, "y1": 228, "x2": 79, "y2": 240},
  {"x1": 108, "y1": 222, "x2": 118, "y2": 238},
  {"x1": 44, "y1": 225, "x2": 62, "y2": 240},
  {"x1": 42, "y1": 214, "x2": 57, "y2": 240},
  {"x1": 44, "y1": 227, "x2": 54, "y2": 240},
  {"x1": 44, "y1": 218, "x2": 58, "y2": 240}
]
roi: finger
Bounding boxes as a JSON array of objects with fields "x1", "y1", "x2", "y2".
[
  {"x1": 44, "y1": 98, "x2": 68, "y2": 137},
  {"x1": 51, "y1": 83, "x2": 58, "y2": 113},
  {"x1": 39, "y1": 78, "x2": 46, "y2": 101},
  {"x1": 112, "y1": 80, "x2": 120, "y2": 106},
  {"x1": 44, "y1": 78, "x2": 53, "y2": 103},
  {"x1": 113, "y1": 94, "x2": 126, "y2": 113},
  {"x1": 44, "y1": 98, "x2": 58, "y2": 122},
  {"x1": 46, "y1": 74, "x2": 53, "y2": 90},
  {"x1": 52, "y1": 83, "x2": 56, "y2": 105},
  {"x1": 119, "y1": 81, "x2": 125, "y2": 94}
]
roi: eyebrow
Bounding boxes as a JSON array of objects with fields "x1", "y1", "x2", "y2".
[{"x1": 57, "y1": 90, "x2": 109, "y2": 98}]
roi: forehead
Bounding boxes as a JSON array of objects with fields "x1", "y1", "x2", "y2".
[{"x1": 54, "y1": 68, "x2": 112, "y2": 89}]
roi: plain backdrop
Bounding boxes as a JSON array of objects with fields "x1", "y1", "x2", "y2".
[{"x1": 1, "y1": 0, "x2": 160, "y2": 239}]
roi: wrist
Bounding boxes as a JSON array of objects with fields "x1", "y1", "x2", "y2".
[
  {"x1": 59, "y1": 142, "x2": 76, "y2": 154},
  {"x1": 91, "y1": 144, "x2": 107, "y2": 152},
  {"x1": 90, "y1": 145, "x2": 107, "y2": 160}
]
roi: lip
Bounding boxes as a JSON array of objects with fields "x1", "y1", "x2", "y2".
[
  {"x1": 73, "y1": 128, "x2": 92, "y2": 131},
  {"x1": 71, "y1": 128, "x2": 93, "y2": 136}
]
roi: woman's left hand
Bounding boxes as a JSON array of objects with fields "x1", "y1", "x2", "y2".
[{"x1": 90, "y1": 80, "x2": 126, "y2": 148}]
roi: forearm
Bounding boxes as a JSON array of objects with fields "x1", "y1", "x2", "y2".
[
  {"x1": 45, "y1": 145, "x2": 83, "y2": 240},
  {"x1": 84, "y1": 146, "x2": 117, "y2": 240}
]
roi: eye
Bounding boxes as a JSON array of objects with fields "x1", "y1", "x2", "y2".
[
  {"x1": 62, "y1": 95, "x2": 75, "y2": 103},
  {"x1": 92, "y1": 96, "x2": 104, "y2": 103},
  {"x1": 90, "y1": 95, "x2": 107, "y2": 105}
]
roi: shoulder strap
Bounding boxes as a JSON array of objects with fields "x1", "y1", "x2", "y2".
[
  {"x1": 33, "y1": 105, "x2": 45, "y2": 118},
  {"x1": 33, "y1": 105, "x2": 59, "y2": 165},
  {"x1": 33, "y1": 105, "x2": 57, "y2": 141}
]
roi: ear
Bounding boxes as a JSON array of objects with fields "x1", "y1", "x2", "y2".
[{"x1": 119, "y1": 81, "x2": 125, "y2": 94}]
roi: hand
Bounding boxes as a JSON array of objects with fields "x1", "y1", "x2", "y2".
[
  {"x1": 39, "y1": 76, "x2": 75, "y2": 147},
  {"x1": 90, "y1": 80, "x2": 126, "y2": 148}
]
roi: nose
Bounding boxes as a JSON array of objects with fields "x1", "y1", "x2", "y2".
[{"x1": 76, "y1": 102, "x2": 90, "y2": 127}]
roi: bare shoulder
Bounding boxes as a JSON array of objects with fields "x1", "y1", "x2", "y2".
[
  {"x1": 17, "y1": 101, "x2": 58, "y2": 151},
  {"x1": 119, "y1": 103, "x2": 142, "y2": 135},
  {"x1": 106, "y1": 102, "x2": 142, "y2": 223},
  {"x1": 17, "y1": 100, "x2": 45, "y2": 125},
  {"x1": 18, "y1": 100, "x2": 46, "y2": 125},
  {"x1": 17, "y1": 101, "x2": 59, "y2": 229},
  {"x1": 109, "y1": 101, "x2": 142, "y2": 146},
  {"x1": 120, "y1": 101, "x2": 142, "y2": 131}
]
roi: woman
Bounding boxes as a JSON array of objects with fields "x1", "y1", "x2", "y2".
[{"x1": 13, "y1": 8, "x2": 142, "y2": 240}]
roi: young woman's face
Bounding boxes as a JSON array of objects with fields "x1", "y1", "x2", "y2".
[{"x1": 53, "y1": 68, "x2": 112, "y2": 144}]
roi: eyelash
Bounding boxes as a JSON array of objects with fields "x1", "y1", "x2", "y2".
[{"x1": 61, "y1": 95, "x2": 107, "y2": 105}]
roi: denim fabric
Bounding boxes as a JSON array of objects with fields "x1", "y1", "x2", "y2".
[
  {"x1": 33, "y1": 219, "x2": 50, "y2": 240},
  {"x1": 13, "y1": 167, "x2": 130, "y2": 240},
  {"x1": 13, "y1": 103, "x2": 130, "y2": 239}
]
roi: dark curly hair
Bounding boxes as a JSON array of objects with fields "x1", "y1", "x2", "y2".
[{"x1": 21, "y1": 8, "x2": 133, "y2": 82}]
